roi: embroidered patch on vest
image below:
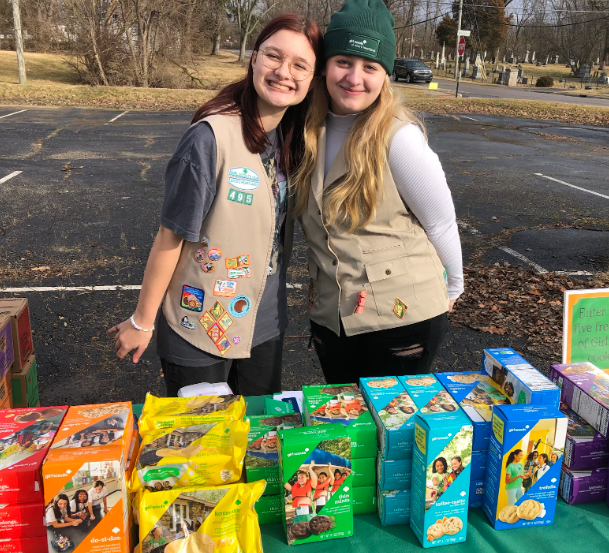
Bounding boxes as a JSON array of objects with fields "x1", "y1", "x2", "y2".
[
  {"x1": 201, "y1": 236, "x2": 210, "y2": 248},
  {"x1": 180, "y1": 316, "x2": 196, "y2": 330},
  {"x1": 216, "y1": 336, "x2": 232, "y2": 355},
  {"x1": 214, "y1": 279, "x2": 237, "y2": 297},
  {"x1": 210, "y1": 301, "x2": 225, "y2": 319},
  {"x1": 207, "y1": 323, "x2": 224, "y2": 343},
  {"x1": 228, "y1": 167, "x2": 259, "y2": 191},
  {"x1": 181, "y1": 285, "x2": 204, "y2": 312},
  {"x1": 201, "y1": 262, "x2": 215, "y2": 273},
  {"x1": 226, "y1": 255, "x2": 250, "y2": 269},
  {"x1": 227, "y1": 188, "x2": 254, "y2": 205},
  {"x1": 208, "y1": 248, "x2": 222, "y2": 261},
  {"x1": 199, "y1": 311, "x2": 215, "y2": 330},
  {"x1": 194, "y1": 249, "x2": 205, "y2": 263},
  {"x1": 232, "y1": 336, "x2": 241, "y2": 345},
  {"x1": 229, "y1": 295, "x2": 251, "y2": 318},
  {"x1": 392, "y1": 298, "x2": 407, "y2": 319},
  {"x1": 227, "y1": 267, "x2": 251, "y2": 279},
  {"x1": 217, "y1": 312, "x2": 233, "y2": 332}
]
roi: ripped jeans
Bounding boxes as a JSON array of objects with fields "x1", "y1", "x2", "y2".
[{"x1": 310, "y1": 314, "x2": 448, "y2": 383}]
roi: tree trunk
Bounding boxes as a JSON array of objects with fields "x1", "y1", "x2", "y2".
[
  {"x1": 239, "y1": 33, "x2": 248, "y2": 62},
  {"x1": 212, "y1": 32, "x2": 221, "y2": 56},
  {"x1": 89, "y1": 24, "x2": 109, "y2": 86},
  {"x1": 11, "y1": 0, "x2": 27, "y2": 84}
]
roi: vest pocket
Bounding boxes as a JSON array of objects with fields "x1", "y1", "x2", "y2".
[{"x1": 364, "y1": 256, "x2": 418, "y2": 316}]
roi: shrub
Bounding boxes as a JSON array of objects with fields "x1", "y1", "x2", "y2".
[{"x1": 536, "y1": 76, "x2": 554, "y2": 87}]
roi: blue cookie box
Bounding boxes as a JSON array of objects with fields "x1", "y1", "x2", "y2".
[
  {"x1": 470, "y1": 449, "x2": 487, "y2": 481},
  {"x1": 377, "y1": 488, "x2": 411, "y2": 526},
  {"x1": 377, "y1": 454, "x2": 413, "y2": 491}
]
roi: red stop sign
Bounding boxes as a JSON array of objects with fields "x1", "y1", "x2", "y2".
[{"x1": 458, "y1": 37, "x2": 466, "y2": 56}]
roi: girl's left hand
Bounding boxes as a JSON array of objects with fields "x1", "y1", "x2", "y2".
[{"x1": 448, "y1": 299, "x2": 456, "y2": 312}]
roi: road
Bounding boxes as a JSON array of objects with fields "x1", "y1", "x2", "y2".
[{"x1": 0, "y1": 106, "x2": 607, "y2": 404}]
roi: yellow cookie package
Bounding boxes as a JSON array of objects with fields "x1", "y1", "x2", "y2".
[
  {"x1": 137, "y1": 480, "x2": 265, "y2": 553},
  {"x1": 139, "y1": 394, "x2": 246, "y2": 433}
]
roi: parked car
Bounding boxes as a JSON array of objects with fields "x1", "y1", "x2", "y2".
[{"x1": 393, "y1": 59, "x2": 433, "y2": 83}]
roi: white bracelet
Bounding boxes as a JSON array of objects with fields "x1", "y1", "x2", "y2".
[{"x1": 129, "y1": 315, "x2": 155, "y2": 332}]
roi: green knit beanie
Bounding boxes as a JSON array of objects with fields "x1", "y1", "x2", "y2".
[{"x1": 324, "y1": 0, "x2": 396, "y2": 75}]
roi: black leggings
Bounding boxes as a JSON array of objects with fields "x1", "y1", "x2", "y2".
[{"x1": 310, "y1": 314, "x2": 448, "y2": 384}]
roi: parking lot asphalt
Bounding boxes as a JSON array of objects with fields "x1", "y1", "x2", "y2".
[{"x1": 1, "y1": 106, "x2": 608, "y2": 405}]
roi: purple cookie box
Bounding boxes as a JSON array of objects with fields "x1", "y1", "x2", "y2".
[
  {"x1": 560, "y1": 403, "x2": 609, "y2": 470},
  {"x1": 559, "y1": 466, "x2": 608, "y2": 505}
]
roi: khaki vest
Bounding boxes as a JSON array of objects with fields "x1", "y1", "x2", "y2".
[
  {"x1": 162, "y1": 114, "x2": 294, "y2": 358},
  {"x1": 301, "y1": 118, "x2": 449, "y2": 337}
]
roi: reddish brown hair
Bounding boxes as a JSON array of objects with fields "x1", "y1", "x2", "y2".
[{"x1": 192, "y1": 14, "x2": 323, "y2": 172}]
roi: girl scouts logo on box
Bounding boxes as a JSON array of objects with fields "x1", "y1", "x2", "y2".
[
  {"x1": 345, "y1": 34, "x2": 380, "y2": 57},
  {"x1": 181, "y1": 285, "x2": 204, "y2": 312},
  {"x1": 229, "y1": 295, "x2": 251, "y2": 318},
  {"x1": 228, "y1": 167, "x2": 259, "y2": 191}
]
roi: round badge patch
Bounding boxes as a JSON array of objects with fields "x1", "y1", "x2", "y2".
[
  {"x1": 194, "y1": 249, "x2": 205, "y2": 263},
  {"x1": 201, "y1": 262, "x2": 215, "y2": 273},
  {"x1": 228, "y1": 295, "x2": 251, "y2": 318},
  {"x1": 201, "y1": 237, "x2": 210, "y2": 248},
  {"x1": 208, "y1": 248, "x2": 222, "y2": 261}
]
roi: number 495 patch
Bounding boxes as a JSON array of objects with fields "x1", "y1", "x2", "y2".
[{"x1": 228, "y1": 188, "x2": 253, "y2": 205}]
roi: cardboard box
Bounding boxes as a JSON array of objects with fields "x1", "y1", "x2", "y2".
[
  {"x1": 0, "y1": 537, "x2": 47, "y2": 553},
  {"x1": 559, "y1": 466, "x2": 608, "y2": 504},
  {"x1": 0, "y1": 316, "x2": 13, "y2": 380},
  {"x1": 560, "y1": 402, "x2": 609, "y2": 470},
  {"x1": 0, "y1": 299, "x2": 33, "y2": 373},
  {"x1": 483, "y1": 348, "x2": 560, "y2": 406},
  {"x1": 410, "y1": 411, "x2": 473, "y2": 547},
  {"x1": 0, "y1": 502, "x2": 45, "y2": 538},
  {"x1": 376, "y1": 455, "x2": 412, "y2": 491},
  {"x1": 469, "y1": 480, "x2": 484, "y2": 508},
  {"x1": 278, "y1": 424, "x2": 353, "y2": 546},
  {"x1": 377, "y1": 488, "x2": 411, "y2": 526},
  {"x1": 470, "y1": 450, "x2": 488, "y2": 481},
  {"x1": 11, "y1": 354, "x2": 38, "y2": 408},
  {"x1": 256, "y1": 494, "x2": 283, "y2": 524},
  {"x1": 245, "y1": 413, "x2": 302, "y2": 495},
  {"x1": 302, "y1": 384, "x2": 376, "y2": 459},
  {"x1": 0, "y1": 406, "x2": 67, "y2": 503},
  {"x1": 352, "y1": 486, "x2": 376, "y2": 514},
  {"x1": 436, "y1": 371, "x2": 512, "y2": 450},
  {"x1": 351, "y1": 456, "x2": 376, "y2": 488},
  {"x1": 0, "y1": 372, "x2": 11, "y2": 410},
  {"x1": 483, "y1": 404, "x2": 567, "y2": 530},
  {"x1": 549, "y1": 362, "x2": 609, "y2": 438}
]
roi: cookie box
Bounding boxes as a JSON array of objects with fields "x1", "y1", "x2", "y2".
[
  {"x1": 0, "y1": 537, "x2": 46, "y2": 553},
  {"x1": 255, "y1": 493, "x2": 283, "y2": 524},
  {"x1": 436, "y1": 371, "x2": 512, "y2": 450},
  {"x1": 278, "y1": 424, "x2": 353, "y2": 546},
  {"x1": 470, "y1": 450, "x2": 488, "y2": 481},
  {"x1": 0, "y1": 406, "x2": 67, "y2": 503},
  {"x1": 0, "y1": 298, "x2": 33, "y2": 372},
  {"x1": 559, "y1": 466, "x2": 608, "y2": 505},
  {"x1": 138, "y1": 481, "x2": 265, "y2": 552},
  {"x1": 245, "y1": 413, "x2": 303, "y2": 495},
  {"x1": 549, "y1": 362, "x2": 609, "y2": 437},
  {"x1": 560, "y1": 402, "x2": 609, "y2": 470},
  {"x1": 0, "y1": 315, "x2": 13, "y2": 380},
  {"x1": 483, "y1": 349, "x2": 560, "y2": 406},
  {"x1": 10, "y1": 354, "x2": 38, "y2": 408},
  {"x1": 377, "y1": 488, "x2": 411, "y2": 525},
  {"x1": 302, "y1": 384, "x2": 376, "y2": 459},
  {"x1": 482, "y1": 404, "x2": 567, "y2": 530},
  {"x1": 0, "y1": 502, "x2": 45, "y2": 538},
  {"x1": 352, "y1": 485, "x2": 376, "y2": 514},
  {"x1": 376, "y1": 454, "x2": 412, "y2": 491},
  {"x1": 469, "y1": 480, "x2": 485, "y2": 508},
  {"x1": 349, "y1": 456, "x2": 375, "y2": 488}
]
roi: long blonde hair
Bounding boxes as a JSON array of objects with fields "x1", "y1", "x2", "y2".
[{"x1": 292, "y1": 74, "x2": 424, "y2": 232}]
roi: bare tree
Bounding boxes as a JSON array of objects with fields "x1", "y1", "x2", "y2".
[
  {"x1": 12, "y1": 0, "x2": 27, "y2": 83},
  {"x1": 229, "y1": 0, "x2": 277, "y2": 61}
]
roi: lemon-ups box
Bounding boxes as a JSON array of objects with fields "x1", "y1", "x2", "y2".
[
  {"x1": 377, "y1": 488, "x2": 411, "y2": 525},
  {"x1": 278, "y1": 424, "x2": 353, "y2": 546},
  {"x1": 482, "y1": 404, "x2": 567, "y2": 530},
  {"x1": 410, "y1": 411, "x2": 473, "y2": 548},
  {"x1": 244, "y1": 413, "x2": 302, "y2": 495},
  {"x1": 0, "y1": 406, "x2": 67, "y2": 503},
  {"x1": 483, "y1": 348, "x2": 560, "y2": 406},
  {"x1": 549, "y1": 362, "x2": 609, "y2": 438},
  {"x1": 436, "y1": 371, "x2": 512, "y2": 450},
  {"x1": 0, "y1": 299, "x2": 33, "y2": 372},
  {"x1": 376, "y1": 455, "x2": 412, "y2": 490},
  {"x1": 302, "y1": 384, "x2": 376, "y2": 459}
]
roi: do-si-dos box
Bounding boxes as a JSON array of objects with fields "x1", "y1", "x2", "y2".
[
  {"x1": 410, "y1": 410, "x2": 473, "y2": 547},
  {"x1": 549, "y1": 362, "x2": 609, "y2": 438},
  {"x1": 483, "y1": 349, "x2": 560, "y2": 406},
  {"x1": 559, "y1": 466, "x2": 608, "y2": 505},
  {"x1": 436, "y1": 371, "x2": 512, "y2": 451},
  {"x1": 245, "y1": 413, "x2": 302, "y2": 495},
  {"x1": 302, "y1": 383, "x2": 376, "y2": 459},
  {"x1": 0, "y1": 299, "x2": 33, "y2": 373},
  {"x1": 278, "y1": 424, "x2": 353, "y2": 546},
  {"x1": 482, "y1": 404, "x2": 567, "y2": 530},
  {"x1": 0, "y1": 406, "x2": 67, "y2": 503},
  {"x1": 559, "y1": 402, "x2": 609, "y2": 470}
]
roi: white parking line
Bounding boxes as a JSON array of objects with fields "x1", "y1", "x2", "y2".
[
  {"x1": 107, "y1": 110, "x2": 130, "y2": 123},
  {"x1": 0, "y1": 171, "x2": 22, "y2": 184},
  {"x1": 1, "y1": 282, "x2": 303, "y2": 293},
  {"x1": 0, "y1": 109, "x2": 27, "y2": 120},
  {"x1": 499, "y1": 247, "x2": 593, "y2": 276},
  {"x1": 535, "y1": 173, "x2": 609, "y2": 200},
  {"x1": 462, "y1": 116, "x2": 477, "y2": 121}
]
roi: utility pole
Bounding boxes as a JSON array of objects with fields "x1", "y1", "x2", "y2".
[
  {"x1": 454, "y1": 0, "x2": 464, "y2": 98},
  {"x1": 12, "y1": 0, "x2": 27, "y2": 84}
]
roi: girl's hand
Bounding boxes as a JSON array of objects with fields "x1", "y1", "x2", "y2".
[
  {"x1": 108, "y1": 319, "x2": 153, "y2": 363},
  {"x1": 448, "y1": 299, "x2": 457, "y2": 312}
]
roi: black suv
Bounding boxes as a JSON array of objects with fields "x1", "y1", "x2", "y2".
[{"x1": 393, "y1": 59, "x2": 433, "y2": 83}]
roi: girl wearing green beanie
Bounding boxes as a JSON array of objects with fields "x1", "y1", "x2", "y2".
[{"x1": 292, "y1": 0, "x2": 463, "y2": 382}]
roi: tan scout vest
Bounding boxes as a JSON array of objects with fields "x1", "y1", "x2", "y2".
[
  {"x1": 162, "y1": 114, "x2": 294, "y2": 358},
  {"x1": 301, "y1": 117, "x2": 449, "y2": 337}
]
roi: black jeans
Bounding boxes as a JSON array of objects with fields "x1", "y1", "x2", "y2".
[
  {"x1": 310, "y1": 314, "x2": 448, "y2": 384},
  {"x1": 161, "y1": 333, "x2": 284, "y2": 396}
]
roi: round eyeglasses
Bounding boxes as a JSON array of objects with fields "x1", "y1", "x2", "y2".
[{"x1": 258, "y1": 48, "x2": 314, "y2": 81}]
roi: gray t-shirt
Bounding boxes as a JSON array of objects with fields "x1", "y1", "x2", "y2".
[{"x1": 157, "y1": 122, "x2": 288, "y2": 366}]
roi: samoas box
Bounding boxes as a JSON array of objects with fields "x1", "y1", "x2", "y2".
[
  {"x1": 483, "y1": 348, "x2": 560, "y2": 406},
  {"x1": 436, "y1": 371, "x2": 512, "y2": 450},
  {"x1": 302, "y1": 384, "x2": 376, "y2": 459},
  {"x1": 482, "y1": 404, "x2": 567, "y2": 530},
  {"x1": 245, "y1": 413, "x2": 303, "y2": 495},
  {"x1": 278, "y1": 424, "x2": 353, "y2": 546},
  {"x1": 559, "y1": 466, "x2": 608, "y2": 505},
  {"x1": 559, "y1": 402, "x2": 609, "y2": 470},
  {"x1": 549, "y1": 362, "x2": 609, "y2": 438},
  {"x1": 410, "y1": 410, "x2": 473, "y2": 548}
]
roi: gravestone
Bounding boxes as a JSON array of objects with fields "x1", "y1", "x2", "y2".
[
  {"x1": 435, "y1": 52, "x2": 440, "y2": 69},
  {"x1": 595, "y1": 56, "x2": 599, "y2": 65},
  {"x1": 463, "y1": 56, "x2": 470, "y2": 77},
  {"x1": 531, "y1": 51, "x2": 536, "y2": 63},
  {"x1": 578, "y1": 64, "x2": 591, "y2": 80},
  {"x1": 598, "y1": 72, "x2": 608, "y2": 85},
  {"x1": 505, "y1": 67, "x2": 518, "y2": 86},
  {"x1": 502, "y1": 55, "x2": 506, "y2": 63},
  {"x1": 517, "y1": 66, "x2": 524, "y2": 82},
  {"x1": 441, "y1": 43, "x2": 446, "y2": 66},
  {"x1": 553, "y1": 55, "x2": 559, "y2": 64},
  {"x1": 524, "y1": 50, "x2": 529, "y2": 63},
  {"x1": 545, "y1": 55, "x2": 550, "y2": 65}
]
